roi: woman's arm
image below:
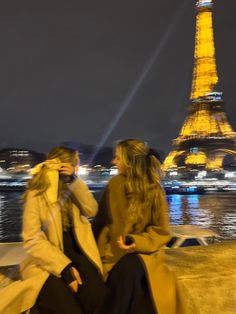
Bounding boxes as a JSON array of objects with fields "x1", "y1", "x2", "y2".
[
  {"x1": 68, "y1": 177, "x2": 98, "y2": 217},
  {"x1": 126, "y1": 187, "x2": 171, "y2": 253},
  {"x1": 22, "y1": 191, "x2": 72, "y2": 277}
]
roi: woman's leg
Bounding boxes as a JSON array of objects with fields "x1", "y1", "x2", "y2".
[
  {"x1": 73, "y1": 255, "x2": 108, "y2": 314},
  {"x1": 103, "y1": 254, "x2": 156, "y2": 314},
  {"x1": 63, "y1": 231, "x2": 108, "y2": 314},
  {"x1": 35, "y1": 274, "x2": 84, "y2": 314}
]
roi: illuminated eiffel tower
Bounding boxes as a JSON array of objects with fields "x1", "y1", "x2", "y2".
[{"x1": 163, "y1": 0, "x2": 236, "y2": 177}]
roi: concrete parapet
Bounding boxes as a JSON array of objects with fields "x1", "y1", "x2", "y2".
[
  {"x1": 0, "y1": 240, "x2": 235, "y2": 313},
  {"x1": 165, "y1": 240, "x2": 236, "y2": 314},
  {"x1": 0, "y1": 242, "x2": 26, "y2": 267}
]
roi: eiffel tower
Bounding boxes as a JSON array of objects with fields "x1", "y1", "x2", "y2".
[{"x1": 163, "y1": 0, "x2": 236, "y2": 177}]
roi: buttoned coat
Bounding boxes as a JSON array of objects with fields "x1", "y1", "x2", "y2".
[{"x1": 0, "y1": 178, "x2": 103, "y2": 314}]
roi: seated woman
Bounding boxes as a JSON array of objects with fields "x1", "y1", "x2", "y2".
[
  {"x1": 19, "y1": 146, "x2": 107, "y2": 314},
  {"x1": 93, "y1": 139, "x2": 175, "y2": 314}
]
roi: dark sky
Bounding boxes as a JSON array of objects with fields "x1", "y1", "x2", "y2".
[{"x1": 0, "y1": 0, "x2": 235, "y2": 155}]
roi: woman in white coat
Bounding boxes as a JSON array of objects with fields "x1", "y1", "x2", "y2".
[{"x1": 19, "y1": 146, "x2": 107, "y2": 314}]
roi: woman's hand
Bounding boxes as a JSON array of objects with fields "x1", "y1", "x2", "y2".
[
  {"x1": 117, "y1": 236, "x2": 136, "y2": 253},
  {"x1": 68, "y1": 267, "x2": 82, "y2": 293},
  {"x1": 59, "y1": 163, "x2": 75, "y2": 176}
]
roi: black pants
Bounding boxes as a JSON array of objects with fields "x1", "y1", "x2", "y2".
[
  {"x1": 35, "y1": 230, "x2": 108, "y2": 314},
  {"x1": 35, "y1": 275, "x2": 83, "y2": 314},
  {"x1": 102, "y1": 254, "x2": 156, "y2": 314}
]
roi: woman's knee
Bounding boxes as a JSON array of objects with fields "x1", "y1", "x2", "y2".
[
  {"x1": 116, "y1": 254, "x2": 143, "y2": 273},
  {"x1": 37, "y1": 275, "x2": 83, "y2": 314},
  {"x1": 108, "y1": 254, "x2": 145, "y2": 284}
]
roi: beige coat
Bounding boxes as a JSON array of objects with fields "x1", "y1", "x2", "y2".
[
  {"x1": 94, "y1": 174, "x2": 176, "y2": 314},
  {"x1": 0, "y1": 178, "x2": 103, "y2": 314}
]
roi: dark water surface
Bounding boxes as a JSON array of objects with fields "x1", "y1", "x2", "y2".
[{"x1": 0, "y1": 190, "x2": 235, "y2": 242}]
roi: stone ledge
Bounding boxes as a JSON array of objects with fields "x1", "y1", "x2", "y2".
[
  {"x1": 0, "y1": 241, "x2": 236, "y2": 313},
  {"x1": 0, "y1": 242, "x2": 25, "y2": 267},
  {"x1": 165, "y1": 240, "x2": 236, "y2": 314}
]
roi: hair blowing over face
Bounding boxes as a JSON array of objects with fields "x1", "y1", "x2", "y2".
[{"x1": 26, "y1": 146, "x2": 78, "y2": 196}]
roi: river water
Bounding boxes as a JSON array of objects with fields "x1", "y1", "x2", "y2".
[{"x1": 0, "y1": 190, "x2": 235, "y2": 242}]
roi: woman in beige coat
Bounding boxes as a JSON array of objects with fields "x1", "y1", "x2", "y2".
[
  {"x1": 0, "y1": 146, "x2": 107, "y2": 314},
  {"x1": 93, "y1": 139, "x2": 176, "y2": 314}
]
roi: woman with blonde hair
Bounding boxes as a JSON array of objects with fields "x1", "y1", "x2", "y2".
[
  {"x1": 7, "y1": 146, "x2": 107, "y2": 314},
  {"x1": 93, "y1": 139, "x2": 175, "y2": 314}
]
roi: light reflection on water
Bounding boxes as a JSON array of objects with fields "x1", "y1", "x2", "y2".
[
  {"x1": 0, "y1": 192, "x2": 24, "y2": 242},
  {"x1": 0, "y1": 190, "x2": 235, "y2": 242},
  {"x1": 167, "y1": 193, "x2": 236, "y2": 239}
]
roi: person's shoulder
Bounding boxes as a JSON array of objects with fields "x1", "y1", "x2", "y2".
[{"x1": 108, "y1": 174, "x2": 126, "y2": 188}]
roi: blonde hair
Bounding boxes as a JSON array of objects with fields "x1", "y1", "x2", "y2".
[
  {"x1": 116, "y1": 139, "x2": 162, "y2": 226},
  {"x1": 26, "y1": 146, "x2": 78, "y2": 196}
]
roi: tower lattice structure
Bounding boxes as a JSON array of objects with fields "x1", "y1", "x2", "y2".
[{"x1": 163, "y1": 0, "x2": 236, "y2": 175}]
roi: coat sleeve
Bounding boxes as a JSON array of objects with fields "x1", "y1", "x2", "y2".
[
  {"x1": 22, "y1": 192, "x2": 71, "y2": 277},
  {"x1": 68, "y1": 177, "x2": 98, "y2": 217},
  {"x1": 127, "y1": 187, "x2": 171, "y2": 253}
]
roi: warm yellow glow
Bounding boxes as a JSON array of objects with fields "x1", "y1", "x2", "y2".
[
  {"x1": 185, "y1": 152, "x2": 207, "y2": 165},
  {"x1": 207, "y1": 150, "x2": 236, "y2": 169},
  {"x1": 191, "y1": 10, "x2": 218, "y2": 99},
  {"x1": 206, "y1": 155, "x2": 223, "y2": 169},
  {"x1": 179, "y1": 109, "x2": 217, "y2": 136},
  {"x1": 178, "y1": 110, "x2": 236, "y2": 139},
  {"x1": 162, "y1": 151, "x2": 178, "y2": 170},
  {"x1": 162, "y1": 151, "x2": 184, "y2": 171},
  {"x1": 218, "y1": 113, "x2": 235, "y2": 136},
  {"x1": 163, "y1": 0, "x2": 236, "y2": 173}
]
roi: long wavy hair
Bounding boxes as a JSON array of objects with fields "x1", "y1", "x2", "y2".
[
  {"x1": 26, "y1": 146, "x2": 78, "y2": 197},
  {"x1": 116, "y1": 139, "x2": 162, "y2": 227}
]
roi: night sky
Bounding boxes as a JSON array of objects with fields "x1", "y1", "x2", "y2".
[{"x1": 0, "y1": 0, "x2": 235, "y2": 156}]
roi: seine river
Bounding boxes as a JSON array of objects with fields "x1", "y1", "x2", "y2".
[{"x1": 0, "y1": 189, "x2": 235, "y2": 242}]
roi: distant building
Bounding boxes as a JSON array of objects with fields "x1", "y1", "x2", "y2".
[{"x1": 0, "y1": 148, "x2": 45, "y2": 173}]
